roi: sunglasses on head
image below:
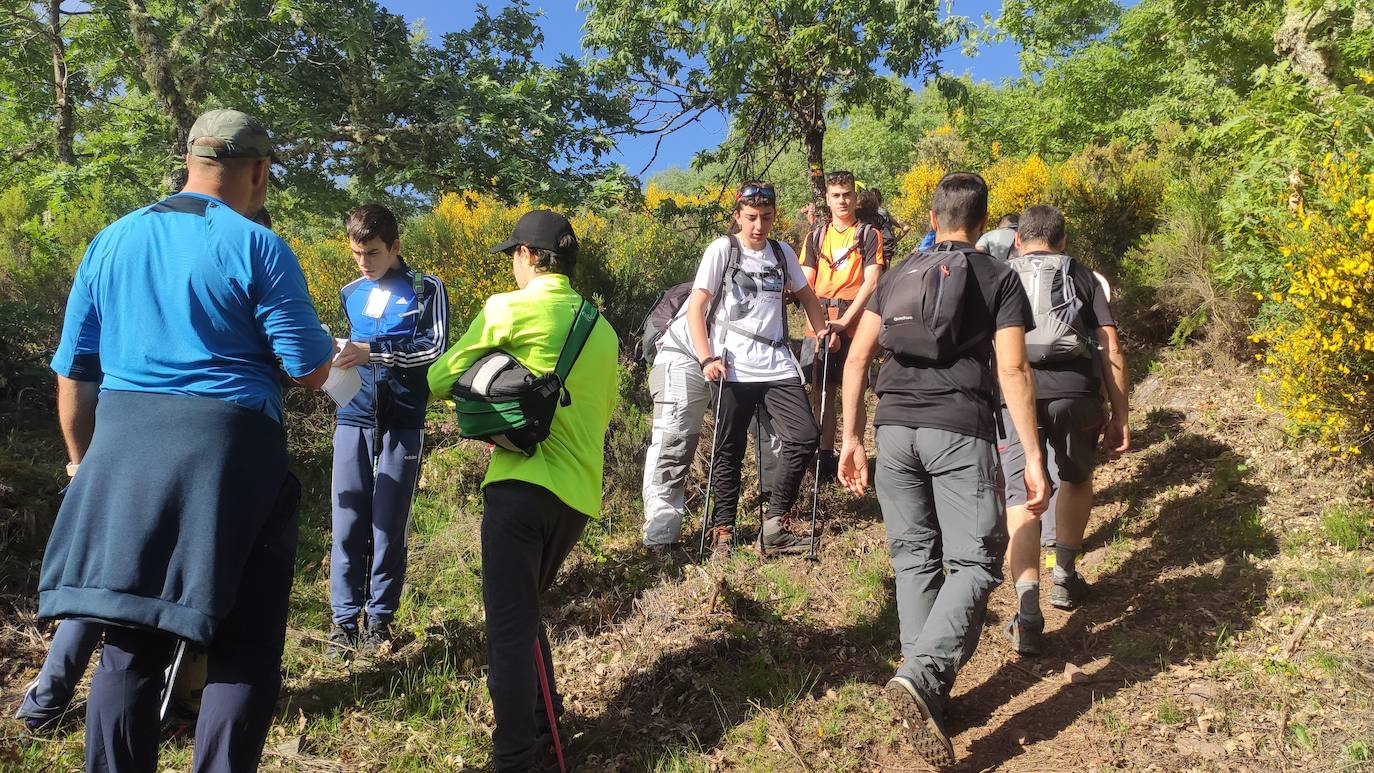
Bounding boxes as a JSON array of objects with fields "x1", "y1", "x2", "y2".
[{"x1": 736, "y1": 183, "x2": 776, "y2": 202}]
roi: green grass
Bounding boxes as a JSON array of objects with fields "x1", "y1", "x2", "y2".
[
  {"x1": 1322, "y1": 504, "x2": 1374, "y2": 551},
  {"x1": 1156, "y1": 698, "x2": 1186, "y2": 725},
  {"x1": 1343, "y1": 740, "x2": 1372, "y2": 764}
]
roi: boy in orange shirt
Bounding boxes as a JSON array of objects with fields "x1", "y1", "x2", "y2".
[{"x1": 799, "y1": 171, "x2": 884, "y2": 480}]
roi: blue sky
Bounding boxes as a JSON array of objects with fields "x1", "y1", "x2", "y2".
[{"x1": 380, "y1": 1, "x2": 1024, "y2": 179}]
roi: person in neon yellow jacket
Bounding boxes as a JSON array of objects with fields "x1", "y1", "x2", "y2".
[{"x1": 427, "y1": 210, "x2": 617, "y2": 771}]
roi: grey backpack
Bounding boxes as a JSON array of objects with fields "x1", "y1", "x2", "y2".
[{"x1": 1008, "y1": 252, "x2": 1091, "y2": 363}]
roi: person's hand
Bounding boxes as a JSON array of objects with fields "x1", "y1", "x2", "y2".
[
  {"x1": 837, "y1": 439, "x2": 869, "y2": 496},
  {"x1": 1022, "y1": 457, "x2": 1051, "y2": 516},
  {"x1": 1101, "y1": 414, "x2": 1130, "y2": 458},
  {"x1": 822, "y1": 322, "x2": 843, "y2": 351},
  {"x1": 334, "y1": 341, "x2": 371, "y2": 369},
  {"x1": 701, "y1": 357, "x2": 726, "y2": 382}
]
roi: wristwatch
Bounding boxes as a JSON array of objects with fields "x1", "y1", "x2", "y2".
[{"x1": 698, "y1": 355, "x2": 721, "y2": 371}]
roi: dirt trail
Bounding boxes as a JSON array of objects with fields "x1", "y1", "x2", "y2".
[
  {"x1": 3, "y1": 350, "x2": 1370, "y2": 771},
  {"x1": 540, "y1": 352, "x2": 1372, "y2": 771}
]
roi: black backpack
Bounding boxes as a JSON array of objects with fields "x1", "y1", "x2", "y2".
[
  {"x1": 878, "y1": 243, "x2": 981, "y2": 364},
  {"x1": 632, "y1": 235, "x2": 787, "y2": 363},
  {"x1": 632, "y1": 282, "x2": 694, "y2": 364}
]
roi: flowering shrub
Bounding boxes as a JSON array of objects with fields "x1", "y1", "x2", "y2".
[
  {"x1": 292, "y1": 191, "x2": 707, "y2": 343},
  {"x1": 1047, "y1": 143, "x2": 1162, "y2": 274},
  {"x1": 1253, "y1": 155, "x2": 1374, "y2": 457},
  {"x1": 890, "y1": 162, "x2": 944, "y2": 232},
  {"x1": 985, "y1": 155, "x2": 1050, "y2": 223}
]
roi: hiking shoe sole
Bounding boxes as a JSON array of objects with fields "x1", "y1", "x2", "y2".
[
  {"x1": 885, "y1": 676, "x2": 955, "y2": 768},
  {"x1": 1050, "y1": 572, "x2": 1091, "y2": 610},
  {"x1": 1003, "y1": 616, "x2": 1044, "y2": 657}
]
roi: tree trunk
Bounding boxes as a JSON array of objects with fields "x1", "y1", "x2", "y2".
[
  {"x1": 47, "y1": 0, "x2": 76, "y2": 165},
  {"x1": 803, "y1": 120, "x2": 827, "y2": 226},
  {"x1": 126, "y1": 0, "x2": 198, "y2": 157}
]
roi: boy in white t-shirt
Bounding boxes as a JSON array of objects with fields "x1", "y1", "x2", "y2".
[{"x1": 667, "y1": 180, "x2": 839, "y2": 559}]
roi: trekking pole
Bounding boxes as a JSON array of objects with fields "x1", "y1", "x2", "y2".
[
  {"x1": 534, "y1": 639, "x2": 567, "y2": 773},
  {"x1": 755, "y1": 413, "x2": 764, "y2": 531},
  {"x1": 697, "y1": 371, "x2": 727, "y2": 561},
  {"x1": 807, "y1": 333, "x2": 831, "y2": 562}
]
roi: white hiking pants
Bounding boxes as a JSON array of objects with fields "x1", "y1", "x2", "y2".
[{"x1": 641, "y1": 350, "x2": 780, "y2": 546}]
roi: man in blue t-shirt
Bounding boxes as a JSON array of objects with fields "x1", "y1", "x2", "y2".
[
  {"x1": 326, "y1": 204, "x2": 448, "y2": 659},
  {"x1": 41, "y1": 109, "x2": 334, "y2": 772}
]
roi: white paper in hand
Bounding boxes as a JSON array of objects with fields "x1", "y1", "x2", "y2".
[{"x1": 323, "y1": 365, "x2": 362, "y2": 407}]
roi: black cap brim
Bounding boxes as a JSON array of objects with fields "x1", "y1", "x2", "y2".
[{"x1": 489, "y1": 238, "x2": 519, "y2": 254}]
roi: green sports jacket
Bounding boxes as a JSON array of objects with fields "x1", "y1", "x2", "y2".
[{"x1": 428, "y1": 272, "x2": 619, "y2": 518}]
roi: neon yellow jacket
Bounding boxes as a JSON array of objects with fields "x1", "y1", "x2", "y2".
[{"x1": 428, "y1": 273, "x2": 619, "y2": 519}]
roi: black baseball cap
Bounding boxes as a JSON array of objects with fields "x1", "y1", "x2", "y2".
[{"x1": 489, "y1": 210, "x2": 578, "y2": 258}]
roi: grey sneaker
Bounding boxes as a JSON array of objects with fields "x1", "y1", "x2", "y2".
[
  {"x1": 325, "y1": 624, "x2": 358, "y2": 660},
  {"x1": 1003, "y1": 615, "x2": 1044, "y2": 657},
  {"x1": 1050, "y1": 572, "x2": 1091, "y2": 610},
  {"x1": 885, "y1": 675, "x2": 955, "y2": 768},
  {"x1": 755, "y1": 515, "x2": 815, "y2": 558},
  {"x1": 360, "y1": 621, "x2": 391, "y2": 656}
]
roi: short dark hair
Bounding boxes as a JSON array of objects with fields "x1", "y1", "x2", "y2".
[
  {"x1": 998, "y1": 213, "x2": 1019, "y2": 228},
  {"x1": 931, "y1": 172, "x2": 988, "y2": 233},
  {"x1": 1017, "y1": 204, "x2": 1066, "y2": 246},
  {"x1": 529, "y1": 231, "x2": 578, "y2": 276},
  {"x1": 824, "y1": 170, "x2": 855, "y2": 190},
  {"x1": 856, "y1": 188, "x2": 882, "y2": 222},
  {"x1": 345, "y1": 204, "x2": 399, "y2": 247}
]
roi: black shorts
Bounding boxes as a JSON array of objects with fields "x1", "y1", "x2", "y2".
[
  {"x1": 800, "y1": 333, "x2": 851, "y2": 386},
  {"x1": 998, "y1": 397, "x2": 1104, "y2": 507}
]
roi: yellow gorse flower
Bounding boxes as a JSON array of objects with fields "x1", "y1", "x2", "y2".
[{"x1": 1254, "y1": 155, "x2": 1374, "y2": 458}]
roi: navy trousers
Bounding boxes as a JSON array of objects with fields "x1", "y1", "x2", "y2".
[
  {"x1": 329, "y1": 425, "x2": 423, "y2": 627},
  {"x1": 85, "y1": 481, "x2": 299, "y2": 773},
  {"x1": 17, "y1": 620, "x2": 102, "y2": 724}
]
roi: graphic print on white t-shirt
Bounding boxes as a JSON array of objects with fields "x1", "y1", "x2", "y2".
[{"x1": 664, "y1": 236, "x2": 809, "y2": 383}]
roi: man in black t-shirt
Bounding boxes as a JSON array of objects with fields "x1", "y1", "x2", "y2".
[
  {"x1": 999, "y1": 204, "x2": 1131, "y2": 657},
  {"x1": 836, "y1": 173, "x2": 1050, "y2": 769}
]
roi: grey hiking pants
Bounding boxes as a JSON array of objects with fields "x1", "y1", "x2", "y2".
[
  {"x1": 641, "y1": 351, "x2": 780, "y2": 545},
  {"x1": 874, "y1": 425, "x2": 1008, "y2": 716}
]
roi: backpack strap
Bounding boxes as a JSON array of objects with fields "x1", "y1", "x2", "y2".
[
  {"x1": 804, "y1": 227, "x2": 823, "y2": 269},
  {"x1": 553, "y1": 298, "x2": 600, "y2": 384}
]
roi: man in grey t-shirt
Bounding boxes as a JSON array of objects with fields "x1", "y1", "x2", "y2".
[{"x1": 976, "y1": 213, "x2": 1019, "y2": 261}]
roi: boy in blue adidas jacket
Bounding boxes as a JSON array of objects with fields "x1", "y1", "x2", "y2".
[{"x1": 327, "y1": 204, "x2": 448, "y2": 658}]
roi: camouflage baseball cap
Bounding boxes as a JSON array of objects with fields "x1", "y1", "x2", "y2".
[{"x1": 187, "y1": 109, "x2": 275, "y2": 159}]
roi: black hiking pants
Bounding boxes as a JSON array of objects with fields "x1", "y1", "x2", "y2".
[
  {"x1": 709, "y1": 378, "x2": 819, "y2": 529},
  {"x1": 482, "y1": 480, "x2": 589, "y2": 772}
]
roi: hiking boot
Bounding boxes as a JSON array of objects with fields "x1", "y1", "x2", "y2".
[
  {"x1": 325, "y1": 623, "x2": 358, "y2": 661},
  {"x1": 885, "y1": 675, "x2": 955, "y2": 769},
  {"x1": 755, "y1": 515, "x2": 815, "y2": 558},
  {"x1": 708, "y1": 526, "x2": 733, "y2": 562},
  {"x1": 1003, "y1": 615, "x2": 1044, "y2": 657},
  {"x1": 360, "y1": 620, "x2": 391, "y2": 656},
  {"x1": 1050, "y1": 572, "x2": 1092, "y2": 610}
]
